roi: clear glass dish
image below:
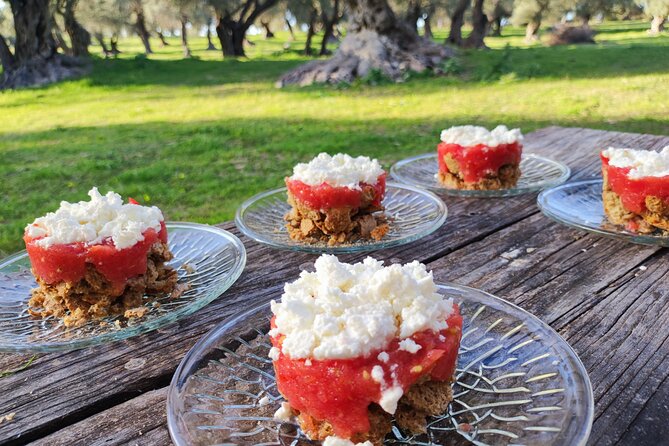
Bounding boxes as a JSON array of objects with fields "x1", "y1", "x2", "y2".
[
  {"x1": 0, "y1": 222, "x2": 247, "y2": 352},
  {"x1": 235, "y1": 183, "x2": 447, "y2": 254},
  {"x1": 538, "y1": 179, "x2": 669, "y2": 247},
  {"x1": 167, "y1": 283, "x2": 593, "y2": 446},
  {"x1": 391, "y1": 153, "x2": 571, "y2": 197}
]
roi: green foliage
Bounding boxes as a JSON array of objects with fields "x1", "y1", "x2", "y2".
[
  {"x1": 1, "y1": 24, "x2": 669, "y2": 256},
  {"x1": 638, "y1": 0, "x2": 669, "y2": 16},
  {"x1": 441, "y1": 57, "x2": 463, "y2": 75}
]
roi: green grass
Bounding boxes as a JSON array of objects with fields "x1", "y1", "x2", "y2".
[{"x1": 2, "y1": 21, "x2": 669, "y2": 255}]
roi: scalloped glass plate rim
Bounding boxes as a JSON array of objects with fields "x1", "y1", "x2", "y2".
[
  {"x1": 166, "y1": 281, "x2": 594, "y2": 446},
  {"x1": 537, "y1": 179, "x2": 669, "y2": 247},
  {"x1": 234, "y1": 182, "x2": 448, "y2": 253},
  {"x1": 0, "y1": 221, "x2": 247, "y2": 352},
  {"x1": 390, "y1": 153, "x2": 572, "y2": 197}
]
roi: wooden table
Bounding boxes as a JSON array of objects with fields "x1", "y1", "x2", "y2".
[{"x1": 1, "y1": 126, "x2": 668, "y2": 446}]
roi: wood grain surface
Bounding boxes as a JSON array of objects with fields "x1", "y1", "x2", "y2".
[{"x1": 1, "y1": 126, "x2": 667, "y2": 446}]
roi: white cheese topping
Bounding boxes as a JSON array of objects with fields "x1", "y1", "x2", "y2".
[
  {"x1": 25, "y1": 187, "x2": 164, "y2": 250},
  {"x1": 270, "y1": 254, "x2": 453, "y2": 361},
  {"x1": 440, "y1": 125, "x2": 523, "y2": 147},
  {"x1": 377, "y1": 352, "x2": 390, "y2": 363},
  {"x1": 273, "y1": 402, "x2": 294, "y2": 422},
  {"x1": 398, "y1": 338, "x2": 422, "y2": 354},
  {"x1": 322, "y1": 436, "x2": 373, "y2": 446},
  {"x1": 289, "y1": 153, "x2": 384, "y2": 190},
  {"x1": 371, "y1": 365, "x2": 385, "y2": 384},
  {"x1": 379, "y1": 386, "x2": 404, "y2": 414},
  {"x1": 602, "y1": 146, "x2": 669, "y2": 179}
]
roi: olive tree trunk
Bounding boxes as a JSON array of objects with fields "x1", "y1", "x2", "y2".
[
  {"x1": 447, "y1": 0, "x2": 469, "y2": 46},
  {"x1": 63, "y1": 0, "x2": 91, "y2": 57},
  {"x1": 319, "y1": 0, "x2": 341, "y2": 56},
  {"x1": 1, "y1": 0, "x2": 87, "y2": 90},
  {"x1": 206, "y1": 18, "x2": 217, "y2": 50},
  {"x1": 278, "y1": 0, "x2": 452, "y2": 86},
  {"x1": 261, "y1": 20, "x2": 275, "y2": 38},
  {"x1": 525, "y1": 21, "x2": 541, "y2": 41},
  {"x1": 216, "y1": 16, "x2": 246, "y2": 57},
  {"x1": 650, "y1": 16, "x2": 666, "y2": 34},
  {"x1": 463, "y1": 0, "x2": 489, "y2": 49},
  {"x1": 214, "y1": 0, "x2": 278, "y2": 58},
  {"x1": 285, "y1": 17, "x2": 296, "y2": 40},
  {"x1": 404, "y1": 0, "x2": 421, "y2": 32},
  {"x1": 181, "y1": 15, "x2": 191, "y2": 57},
  {"x1": 423, "y1": 13, "x2": 433, "y2": 39},
  {"x1": 304, "y1": 8, "x2": 317, "y2": 55},
  {"x1": 133, "y1": 2, "x2": 153, "y2": 54}
]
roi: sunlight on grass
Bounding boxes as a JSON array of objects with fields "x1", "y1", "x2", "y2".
[{"x1": 1, "y1": 21, "x2": 668, "y2": 255}]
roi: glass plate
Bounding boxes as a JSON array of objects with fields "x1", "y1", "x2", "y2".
[
  {"x1": 390, "y1": 153, "x2": 571, "y2": 197},
  {"x1": 235, "y1": 183, "x2": 447, "y2": 254},
  {"x1": 167, "y1": 283, "x2": 593, "y2": 446},
  {"x1": 538, "y1": 179, "x2": 669, "y2": 247},
  {"x1": 0, "y1": 222, "x2": 246, "y2": 353}
]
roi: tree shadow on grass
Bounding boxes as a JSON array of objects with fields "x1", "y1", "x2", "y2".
[
  {"x1": 86, "y1": 56, "x2": 306, "y2": 87},
  {"x1": 2, "y1": 116, "x2": 669, "y2": 255}
]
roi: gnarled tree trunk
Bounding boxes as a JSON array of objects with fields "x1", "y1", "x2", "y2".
[
  {"x1": 94, "y1": 33, "x2": 111, "y2": 57},
  {"x1": 320, "y1": 0, "x2": 341, "y2": 56},
  {"x1": 423, "y1": 13, "x2": 433, "y2": 39},
  {"x1": 213, "y1": 0, "x2": 278, "y2": 58},
  {"x1": 133, "y1": 2, "x2": 153, "y2": 54},
  {"x1": 285, "y1": 17, "x2": 296, "y2": 40},
  {"x1": 650, "y1": 16, "x2": 666, "y2": 34},
  {"x1": 463, "y1": 0, "x2": 488, "y2": 49},
  {"x1": 0, "y1": 34, "x2": 15, "y2": 72},
  {"x1": 206, "y1": 18, "x2": 217, "y2": 50},
  {"x1": 110, "y1": 35, "x2": 121, "y2": 55},
  {"x1": 525, "y1": 21, "x2": 541, "y2": 42},
  {"x1": 278, "y1": 0, "x2": 452, "y2": 87},
  {"x1": 404, "y1": 0, "x2": 421, "y2": 32},
  {"x1": 304, "y1": 8, "x2": 317, "y2": 56},
  {"x1": 447, "y1": 0, "x2": 469, "y2": 46},
  {"x1": 261, "y1": 20, "x2": 275, "y2": 38},
  {"x1": 1, "y1": 0, "x2": 88, "y2": 90},
  {"x1": 157, "y1": 30, "x2": 169, "y2": 46},
  {"x1": 181, "y1": 15, "x2": 191, "y2": 57},
  {"x1": 63, "y1": 0, "x2": 90, "y2": 57},
  {"x1": 216, "y1": 15, "x2": 246, "y2": 57}
]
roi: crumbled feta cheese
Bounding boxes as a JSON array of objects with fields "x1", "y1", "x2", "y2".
[
  {"x1": 268, "y1": 347, "x2": 280, "y2": 361},
  {"x1": 270, "y1": 255, "x2": 454, "y2": 360},
  {"x1": 322, "y1": 436, "x2": 373, "y2": 446},
  {"x1": 258, "y1": 396, "x2": 271, "y2": 406},
  {"x1": 304, "y1": 359, "x2": 312, "y2": 366},
  {"x1": 440, "y1": 125, "x2": 523, "y2": 147},
  {"x1": 398, "y1": 338, "x2": 422, "y2": 354},
  {"x1": 273, "y1": 402, "x2": 293, "y2": 422},
  {"x1": 371, "y1": 365, "x2": 385, "y2": 384},
  {"x1": 25, "y1": 187, "x2": 164, "y2": 249},
  {"x1": 602, "y1": 146, "x2": 669, "y2": 179},
  {"x1": 377, "y1": 352, "x2": 390, "y2": 363},
  {"x1": 289, "y1": 153, "x2": 384, "y2": 190},
  {"x1": 378, "y1": 386, "x2": 404, "y2": 414}
]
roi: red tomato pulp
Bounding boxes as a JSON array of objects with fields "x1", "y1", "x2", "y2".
[
  {"x1": 271, "y1": 305, "x2": 463, "y2": 438},
  {"x1": 285, "y1": 174, "x2": 386, "y2": 210},
  {"x1": 601, "y1": 153, "x2": 669, "y2": 214},
  {"x1": 438, "y1": 142, "x2": 522, "y2": 183},
  {"x1": 24, "y1": 221, "x2": 168, "y2": 295}
]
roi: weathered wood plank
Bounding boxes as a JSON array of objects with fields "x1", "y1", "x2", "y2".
[
  {"x1": 27, "y1": 388, "x2": 169, "y2": 446},
  {"x1": 3, "y1": 126, "x2": 669, "y2": 445}
]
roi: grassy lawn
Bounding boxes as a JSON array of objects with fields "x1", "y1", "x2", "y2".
[{"x1": 1, "y1": 21, "x2": 669, "y2": 256}]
